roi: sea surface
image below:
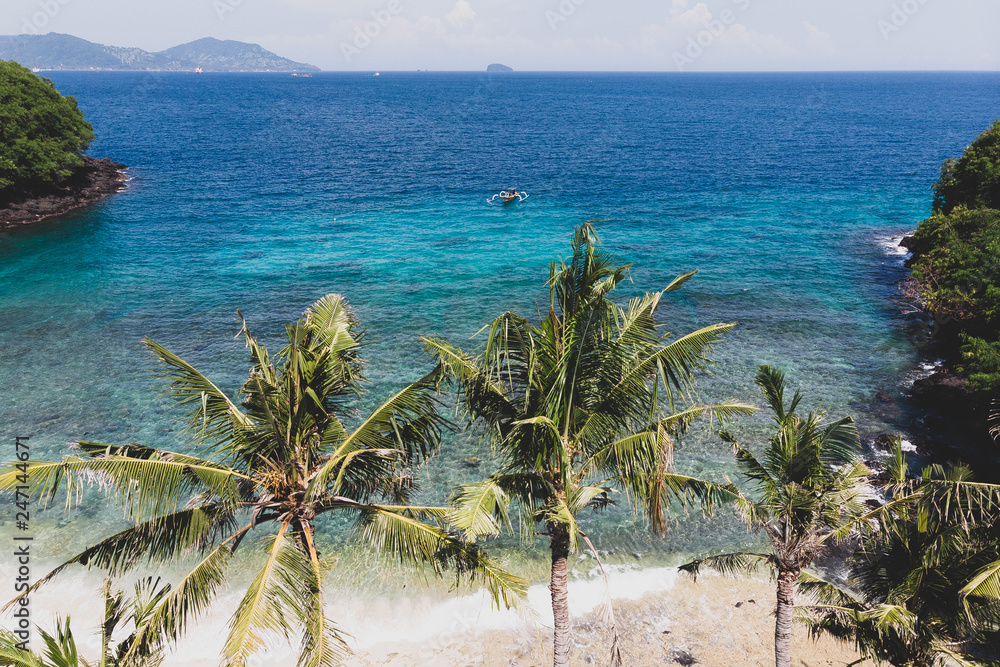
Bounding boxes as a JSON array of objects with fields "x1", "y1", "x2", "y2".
[{"x1": 3, "y1": 71, "x2": 1000, "y2": 568}]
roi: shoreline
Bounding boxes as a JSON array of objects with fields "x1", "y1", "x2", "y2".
[
  {"x1": 1, "y1": 562, "x2": 871, "y2": 666},
  {"x1": 0, "y1": 156, "x2": 128, "y2": 229}
]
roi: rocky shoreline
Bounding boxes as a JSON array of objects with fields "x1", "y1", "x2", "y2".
[
  {"x1": 868, "y1": 234, "x2": 998, "y2": 476},
  {"x1": 0, "y1": 156, "x2": 128, "y2": 229}
]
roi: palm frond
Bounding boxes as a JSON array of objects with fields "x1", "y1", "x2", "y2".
[
  {"x1": 2, "y1": 505, "x2": 237, "y2": 611},
  {"x1": 0, "y1": 631, "x2": 46, "y2": 667},
  {"x1": 222, "y1": 523, "x2": 298, "y2": 667},
  {"x1": 295, "y1": 527, "x2": 349, "y2": 667},
  {"x1": 612, "y1": 322, "x2": 736, "y2": 406},
  {"x1": 125, "y1": 537, "x2": 238, "y2": 662},
  {"x1": 961, "y1": 560, "x2": 1000, "y2": 600},
  {"x1": 797, "y1": 571, "x2": 861, "y2": 607},
  {"x1": 1, "y1": 444, "x2": 248, "y2": 522},
  {"x1": 144, "y1": 338, "x2": 253, "y2": 450},
  {"x1": 306, "y1": 370, "x2": 444, "y2": 500},
  {"x1": 355, "y1": 505, "x2": 527, "y2": 610},
  {"x1": 678, "y1": 552, "x2": 774, "y2": 582},
  {"x1": 449, "y1": 479, "x2": 514, "y2": 540}
]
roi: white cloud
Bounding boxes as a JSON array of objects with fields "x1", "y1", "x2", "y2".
[
  {"x1": 803, "y1": 20, "x2": 834, "y2": 55},
  {"x1": 446, "y1": 0, "x2": 476, "y2": 29}
]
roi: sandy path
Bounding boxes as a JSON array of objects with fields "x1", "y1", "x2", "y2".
[{"x1": 343, "y1": 576, "x2": 873, "y2": 667}]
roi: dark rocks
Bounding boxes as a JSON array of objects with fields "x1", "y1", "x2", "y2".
[
  {"x1": 873, "y1": 433, "x2": 897, "y2": 450},
  {"x1": 909, "y1": 368, "x2": 969, "y2": 413},
  {"x1": 0, "y1": 156, "x2": 128, "y2": 228}
]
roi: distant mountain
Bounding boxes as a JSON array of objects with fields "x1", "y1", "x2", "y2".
[
  {"x1": 487, "y1": 63, "x2": 513, "y2": 72},
  {"x1": 0, "y1": 34, "x2": 319, "y2": 72}
]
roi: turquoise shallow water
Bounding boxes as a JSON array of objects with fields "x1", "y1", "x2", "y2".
[{"x1": 3, "y1": 71, "x2": 1000, "y2": 560}]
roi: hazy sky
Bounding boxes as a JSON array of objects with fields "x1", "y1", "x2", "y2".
[{"x1": 4, "y1": 0, "x2": 999, "y2": 72}]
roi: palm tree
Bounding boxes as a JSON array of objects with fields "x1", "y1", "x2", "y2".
[
  {"x1": 1, "y1": 295, "x2": 525, "y2": 667},
  {"x1": 679, "y1": 365, "x2": 870, "y2": 667},
  {"x1": 424, "y1": 223, "x2": 751, "y2": 667},
  {"x1": 0, "y1": 577, "x2": 169, "y2": 667},
  {"x1": 800, "y1": 442, "x2": 1000, "y2": 666}
]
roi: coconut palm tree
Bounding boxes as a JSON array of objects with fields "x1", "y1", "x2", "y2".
[
  {"x1": 679, "y1": 365, "x2": 870, "y2": 667},
  {"x1": 0, "y1": 577, "x2": 169, "y2": 667},
  {"x1": 799, "y1": 442, "x2": 1000, "y2": 666},
  {"x1": 1, "y1": 295, "x2": 525, "y2": 667},
  {"x1": 424, "y1": 223, "x2": 751, "y2": 667}
]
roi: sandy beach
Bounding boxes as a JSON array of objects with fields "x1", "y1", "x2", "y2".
[
  {"x1": 340, "y1": 575, "x2": 873, "y2": 667},
  {"x1": 6, "y1": 562, "x2": 872, "y2": 666}
]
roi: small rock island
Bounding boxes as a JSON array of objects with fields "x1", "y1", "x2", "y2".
[{"x1": 487, "y1": 63, "x2": 513, "y2": 72}]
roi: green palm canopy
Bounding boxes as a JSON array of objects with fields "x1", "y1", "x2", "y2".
[
  {"x1": 1, "y1": 295, "x2": 525, "y2": 667},
  {"x1": 424, "y1": 223, "x2": 752, "y2": 667},
  {"x1": 680, "y1": 365, "x2": 871, "y2": 667}
]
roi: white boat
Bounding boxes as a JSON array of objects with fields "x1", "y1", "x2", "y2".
[
  {"x1": 373, "y1": 72, "x2": 381, "y2": 77},
  {"x1": 487, "y1": 189, "x2": 528, "y2": 205},
  {"x1": 195, "y1": 67, "x2": 203, "y2": 74}
]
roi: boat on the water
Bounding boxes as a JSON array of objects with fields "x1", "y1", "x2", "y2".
[
  {"x1": 487, "y1": 189, "x2": 528, "y2": 204},
  {"x1": 291, "y1": 73, "x2": 313, "y2": 78}
]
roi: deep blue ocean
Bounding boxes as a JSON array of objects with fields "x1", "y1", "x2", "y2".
[{"x1": 3, "y1": 71, "x2": 1000, "y2": 562}]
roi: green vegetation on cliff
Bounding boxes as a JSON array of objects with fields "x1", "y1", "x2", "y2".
[
  {"x1": 0, "y1": 59, "x2": 94, "y2": 202},
  {"x1": 933, "y1": 119, "x2": 1000, "y2": 214},
  {"x1": 907, "y1": 122, "x2": 1000, "y2": 405}
]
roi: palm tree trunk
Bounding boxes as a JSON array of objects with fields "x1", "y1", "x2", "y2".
[
  {"x1": 774, "y1": 566, "x2": 798, "y2": 667},
  {"x1": 549, "y1": 522, "x2": 571, "y2": 667}
]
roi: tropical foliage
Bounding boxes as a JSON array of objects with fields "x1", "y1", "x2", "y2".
[
  {"x1": 0, "y1": 295, "x2": 525, "y2": 667},
  {"x1": 426, "y1": 223, "x2": 751, "y2": 667},
  {"x1": 907, "y1": 122, "x2": 1000, "y2": 409},
  {"x1": 0, "y1": 578, "x2": 169, "y2": 667},
  {"x1": 801, "y1": 443, "x2": 1000, "y2": 666},
  {"x1": 0, "y1": 60, "x2": 94, "y2": 202},
  {"x1": 933, "y1": 119, "x2": 1000, "y2": 214},
  {"x1": 679, "y1": 365, "x2": 871, "y2": 667}
]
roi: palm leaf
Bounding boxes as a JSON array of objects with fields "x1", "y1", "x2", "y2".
[
  {"x1": 355, "y1": 505, "x2": 527, "y2": 609},
  {"x1": 0, "y1": 631, "x2": 46, "y2": 667},
  {"x1": 295, "y1": 527, "x2": 348, "y2": 667},
  {"x1": 222, "y1": 522, "x2": 298, "y2": 667},
  {"x1": 961, "y1": 560, "x2": 1000, "y2": 600},
  {"x1": 306, "y1": 370, "x2": 444, "y2": 500},
  {"x1": 678, "y1": 552, "x2": 773, "y2": 581},
  {"x1": 2, "y1": 505, "x2": 237, "y2": 612},
  {"x1": 125, "y1": 536, "x2": 239, "y2": 662},
  {"x1": 449, "y1": 478, "x2": 514, "y2": 540},
  {"x1": 144, "y1": 338, "x2": 253, "y2": 450}
]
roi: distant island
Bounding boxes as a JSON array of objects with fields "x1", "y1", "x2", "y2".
[
  {"x1": 0, "y1": 33, "x2": 319, "y2": 72},
  {"x1": 487, "y1": 63, "x2": 513, "y2": 72}
]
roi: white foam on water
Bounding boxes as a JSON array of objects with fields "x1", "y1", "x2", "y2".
[
  {"x1": 903, "y1": 358, "x2": 945, "y2": 388},
  {"x1": 1, "y1": 561, "x2": 680, "y2": 664},
  {"x1": 900, "y1": 439, "x2": 917, "y2": 452},
  {"x1": 875, "y1": 233, "x2": 912, "y2": 258}
]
